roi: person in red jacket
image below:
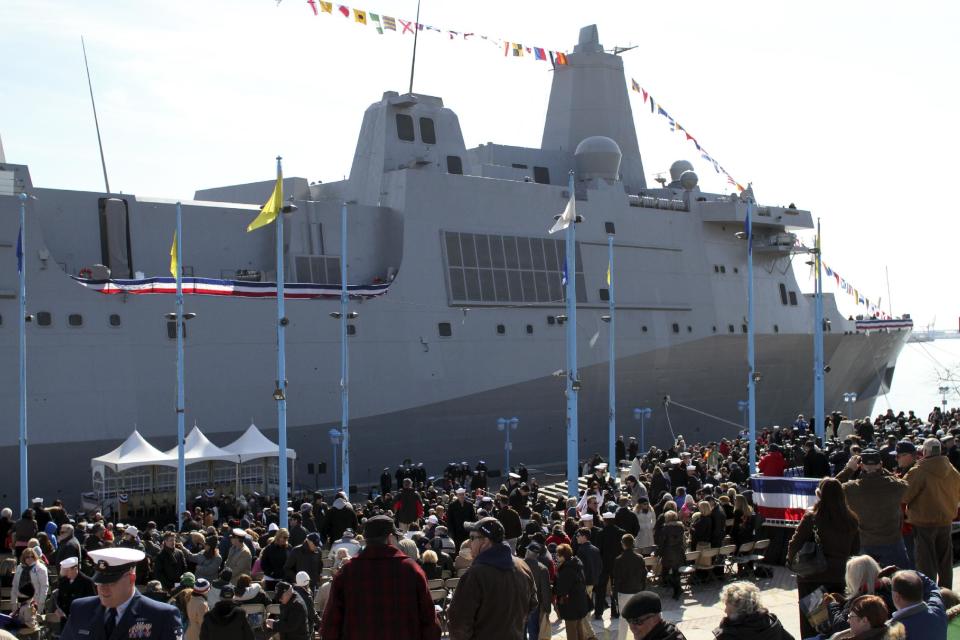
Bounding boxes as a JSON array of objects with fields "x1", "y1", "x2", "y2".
[{"x1": 758, "y1": 444, "x2": 787, "y2": 476}]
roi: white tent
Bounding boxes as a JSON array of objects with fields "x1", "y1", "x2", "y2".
[
  {"x1": 166, "y1": 425, "x2": 238, "y2": 463},
  {"x1": 223, "y1": 423, "x2": 297, "y2": 462},
  {"x1": 92, "y1": 430, "x2": 179, "y2": 472}
]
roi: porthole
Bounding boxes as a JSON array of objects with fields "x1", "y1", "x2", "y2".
[
  {"x1": 68, "y1": 314, "x2": 83, "y2": 327},
  {"x1": 109, "y1": 314, "x2": 121, "y2": 327}
]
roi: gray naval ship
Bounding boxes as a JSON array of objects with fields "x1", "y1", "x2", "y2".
[{"x1": 0, "y1": 26, "x2": 910, "y2": 504}]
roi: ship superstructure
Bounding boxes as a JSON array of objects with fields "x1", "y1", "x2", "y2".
[{"x1": 0, "y1": 26, "x2": 909, "y2": 503}]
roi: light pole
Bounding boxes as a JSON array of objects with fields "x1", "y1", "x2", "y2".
[
  {"x1": 331, "y1": 200, "x2": 354, "y2": 497},
  {"x1": 603, "y1": 222, "x2": 616, "y2": 469},
  {"x1": 328, "y1": 428, "x2": 342, "y2": 490},
  {"x1": 496, "y1": 417, "x2": 519, "y2": 475},
  {"x1": 632, "y1": 408, "x2": 652, "y2": 453},
  {"x1": 939, "y1": 386, "x2": 950, "y2": 412},
  {"x1": 736, "y1": 195, "x2": 757, "y2": 474},
  {"x1": 843, "y1": 392, "x2": 857, "y2": 419}
]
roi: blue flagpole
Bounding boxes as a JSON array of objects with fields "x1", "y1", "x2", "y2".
[
  {"x1": 607, "y1": 233, "x2": 616, "y2": 469},
  {"x1": 175, "y1": 202, "x2": 186, "y2": 528},
  {"x1": 340, "y1": 201, "x2": 350, "y2": 497},
  {"x1": 814, "y1": 218, "x2": 825, "y2": 441},
  {"x1": 565, "y1": 170, "x2": 579, "y2": 497},
  {"x1": 18, "y1": 193, "x2": 28, "y2": 514},
  {"x1": 746, "y1": 199, "x2": 757, "y2": 475},
  {"x1": 275, "y1": 157, "x2": 289, "y2": 529}
]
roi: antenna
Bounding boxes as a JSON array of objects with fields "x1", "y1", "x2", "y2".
[
  {"x1": 82, "y1": 36, "x2": 111, "y2": 194},
  {"x1": 885, "y1": 265, "x2": 893, "y2": 317},
  {"x1": 407, "y1": 0, "x2": 422, "y2": 94},
  {"x1": 608, "y1": 44, "x2": 638, "y2": 56}
]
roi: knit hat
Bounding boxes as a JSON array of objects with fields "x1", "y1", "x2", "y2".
[
  {"x1": 622, "y1": 591, "x2": 662, "y2": 620},
  {"x1": 179, "y1": 572, "x2": 196, "y2": 588}
]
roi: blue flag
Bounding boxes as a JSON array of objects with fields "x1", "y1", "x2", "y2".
[
  {"x1": 561, "y1": 258, "x2": 568, "y2": 286},
  {"x1": 744, "y1": 203, "x2": 753, "y2": 255},
  {"x1": 16, "y1": 226, "x2": 22, "y2": 273}
]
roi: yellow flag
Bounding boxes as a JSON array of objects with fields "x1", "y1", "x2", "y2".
[
  {"x1": 354, "y1": 8, "x2": 367, "y2": 24},
  {"x1": 319, "y1": 1, "x2": 332, "y2": 12},
  {"x1": 606, "y1": 262, "x2": 611, "y2": 286},
  {"x1": 247, "y1": 174, "x2": 283, "y2": 232},
  {"x1": 169, "y1": 231, "x2": 178, "y2": 278}
]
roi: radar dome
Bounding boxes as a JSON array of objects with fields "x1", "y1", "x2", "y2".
[
  {"x1": 669, "y1": 160, "x2": 694, "y2": 183},
  {"x1": 679, "y1": 170, "x2": 699, "y2": 191},
  {"x1": 575, "y1": 136, "x2": 622, "y2": 182}
]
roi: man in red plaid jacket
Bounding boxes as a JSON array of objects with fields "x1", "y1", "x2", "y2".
[{"x1": 320, "y1": 515, "x2": 440, "y2": 640}]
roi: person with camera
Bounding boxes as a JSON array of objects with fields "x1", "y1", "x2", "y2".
[{"x1": 835, "y1": 449, "x2": 909, "y2": 569}]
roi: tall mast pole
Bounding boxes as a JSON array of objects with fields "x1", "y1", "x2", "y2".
[
  {"x1": 340, "y1": 201, "x2": 350, "y2": 496},
  {"x1": 275, "y1": 157, "x2": 289, "y2": 529},
  {"x1": 18, "y1": 193, "x2": 29, "y2": 514},
  {"x1": 607, "y1": 232, "x2": 616, "y2": 468},
  {"x1": 565, "y1": 171, "x2": 579, "y2": 495},
  {"x1": 174, "y1": 202, "x2": 186, "y2": 527},
  {"x1": 813, "y1": 218, "x2": 825, "y2": 441},
  {"x1": 746, "y1": 199, "x2": 757, "y2": 475}
]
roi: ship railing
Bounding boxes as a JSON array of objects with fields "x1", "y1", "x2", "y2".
[{"x1": 628, "y1": 194, "x2": 688, "y2": 212}]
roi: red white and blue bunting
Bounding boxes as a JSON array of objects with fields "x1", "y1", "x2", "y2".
[{"x1": 71, "y1": 275, "x2": 391, "y2": 299}]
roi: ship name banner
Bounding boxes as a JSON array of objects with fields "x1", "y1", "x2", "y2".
[{"x1": 71, "y1": 275, "x2": 390, "y2": 299}]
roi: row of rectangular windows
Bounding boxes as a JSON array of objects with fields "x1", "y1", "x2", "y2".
[
  {"x1": 436, "y1": 319, "x2": 793, "y2": 338},
  {"x1": 9, "y1": 312, "x2": 122, "y2": 328},
  {"x1": 444, "y1": 231, "x2": 586, "y2": 304}
]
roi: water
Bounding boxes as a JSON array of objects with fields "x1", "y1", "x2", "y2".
[{"x1": 876, "y1": 339, "x2": 960, "y2": 416}]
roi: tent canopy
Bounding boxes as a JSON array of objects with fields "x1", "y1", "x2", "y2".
[
  {"x1": 165, "y1": 425, "x2": 238, "y2": 464},
  {"x1": 223, "y1": 423, "x2": 297, "y2": 463},
  {"x1": 91, "y1": 430, "x2": 179, "y2": 472}
]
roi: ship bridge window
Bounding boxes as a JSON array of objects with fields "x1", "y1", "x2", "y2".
[
  {"x1": 396, "y1": 114, "x2": 415, "y2": 142},
  {"x1": 779, "y1": 283, "x2": 788, "y2": 305},
  {"x1": 419, "y1": 117, "x2": 437, "y2": 145},
  {"x1": 789, "y1": 291, "x2": 798, "y2": 306},
  {"x1": 533, "y1": 166, "x2": 550, "y2": 184},
  {"x1": 443, "y1": 231, "x2": 584, "y2": 305},
  {"x1": 36, "y1": 312, "x2": 52, "y2": 327},
  {"x1": 438, "y1": 322, "x2": 452, "y2": 337},
  {"x1": 446, "y1": 156, "x2": 463, "y2": 175},
  {"x1": 68, "y1": 314, "x2": 83, "y2": 327}
]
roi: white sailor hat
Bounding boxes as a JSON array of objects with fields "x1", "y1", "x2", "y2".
[
  {"x1": 59, "y1": 557, "x2": 79, "y2": 571},
  {"x1": 668, "y1": 458, "x2": 681, "y2": 465},
  {"x1": 509, "y1": 472, "x2": 521, "y2": 480},
  {"x1": 580, "y1": 514, "x2": 594, "y2": 521},
  {"x1": 595, "y1": 463, "x2": 608, "y2": 470},
  {"x1": 687, "y1": 465, "x2": 697, "y2": 471},
  {"x1": 123, "y1": 525, "x2": 139, "y2": 538},
  {"x1": 601, "y1": 512, "x2": 616, "y2": 520},
  {"x1": 88, "y1": 547, "x2": 145, "y2": 584},
  {"x1": 231, "y1": 528, "x2": 247, "y2": 538},
  {"x1": 268, "y1": 523, "x2": 279, "y2": 532},
  {"x1": 427, "y1": 515, "x2": 439, "y2": 524},
  {"x1": 455, "y1": 488, "x2": 466, "y2": 495}
]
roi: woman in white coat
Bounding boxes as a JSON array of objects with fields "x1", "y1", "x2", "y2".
[
  {"x1": 633, "y1": 498, "x2": 656, "y2": 552},
  {"x1": 11, "y1": 547, "x2": 48, "y2": 611}
]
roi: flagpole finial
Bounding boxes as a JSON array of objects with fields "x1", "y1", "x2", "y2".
[{"x1": 18, "y1": 192, "x2": 27, "y2": 202}]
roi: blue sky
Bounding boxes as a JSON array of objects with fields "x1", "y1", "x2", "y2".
[{"x1": 2, "y1": 0, "x2": 957, "y2": 327}]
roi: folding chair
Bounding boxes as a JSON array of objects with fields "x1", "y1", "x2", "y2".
[
  {"x1": 730, "y1": 541, "x2": 755, "y2": 575},
  {"x1": 678, "y1": 550, "x2": 700, "y2": 592},
  {"x1": 747, "y1": 539, "x2": 771, "y2": 575},
  {"x1": 715, "y1": 544, "x2": 738, "y2": 577},
  {"x1": 643, "y1": 554, "x2": 659, "y2": 586},
  {"x1": 430, "y1": 588, "x2": 449, "y2": 634},
  {"x1": 695, "y1": 547, "x2": 720, "y2": 582},
  {"x1": 426, "y1": 578, "x2": 445, "y2": 590},
  {"x1": 241, "y1": 604, "x2": 266, "y2": 632},
  {"x1": 266, "y1": 603, "x2": 282, "y2": 616},
  {"x1": 444, "y1": 577, "x2": 460, "y2": 591}
]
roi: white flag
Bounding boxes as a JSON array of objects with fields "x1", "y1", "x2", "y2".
[{"x1": 548, "y1": 195, "x2": 576, "y2": 234}]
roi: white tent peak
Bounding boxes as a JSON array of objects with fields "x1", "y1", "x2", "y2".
[
  {"x1": 92, "y1": 429, "x2": 178, "y2": 471},
  {"x1": 223, "y1": 423, "x2": 297, "y2": 462},
  {"x1": 166, "y1": 425, "x2": 237, "y2": 463}
]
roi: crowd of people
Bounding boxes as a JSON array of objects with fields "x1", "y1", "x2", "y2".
[{"x1": 0, "y1": 404, "x2": 956, "y2": 640}]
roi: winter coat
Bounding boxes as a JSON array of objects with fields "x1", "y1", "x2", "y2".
[
  {"x1": 902, "y1": 455, "x2": 960, "y2": 527},
  {"x1": 320, "y1": 504, "x2": 359, "y2": 545},
  {"x1": 656, "y1": 521, "x2": 687, "y2": 569},
  {"x1": 635, "y1": 508, "x2": 656, "y2": 549},
  {"x1": 836, "y1": 466, "x2": 908, "y2": 545},
  {"x1": 183, "y1": 551, "x2": 222, "y2": 583},
  {"x1": 575, "y1": 542, "x2": 601, "y2": 587},
  {"x1": 787, "y1": 510, "x2": 860, "y2": 586},
  {"x1": 496, "y1": 507, "x2": 523, "y2": 540},
  {"x1": 185, "y1": 593, "x2": 209, "y2": 640},
  {"x1": 12, "y1": 518, "x2": 37, "y2": 545},
  {"x1": 56, "y1": 571, "x2": 96, "y2": 618},
  {"x1": 825, "y1": 579, "x2": 895, "y2": 635},
  {"x1": 713, "y1": 611, "x2": 795, "y2": 640},
  {"x1": 614, "y1": 507, "x2": 640, "y2": 537},
  {"x1": 447, "y1": 542, "x2": 537, "y2": 640},
  {"x1": 758, "y1": 451, "x2": 787, "y2": 476},
  {"x1": 393, "y1": 489, "x2": 424, "y2": 525},
  {"x1": 224, "y1": 543, "x2": 252, "y2": 583},
  {"x1": 524, "y1": 556, "x2": 553, "y2": 616},
  {"x1": 612, "y1": 549, "x2": 647, "y2": 595},
  {"x1": 12, "y1": 562, "x2": 48, "y2": 609},
  {"x1": 553, "y1": 557, "x2": 591, "y2": 621},
  {"x1": 259, "y1": 541, "x2": 289, "y2": 581},
  {"x1": 598, "y1": 523, "x2": 626, "y2": 571},
  {"x1": 283, "y1": 542, "x2": 321, "y2": 585},
  {"x1": 888, "y1": 571, "x2": 947, "y2": 640},
  {"x1": 643, "y1": 619, "x2": 688, "y2": 640},
  {"x1": 199, "y1": 600, "x2": 255, "y2": 640},
  {"x1": 710, "y1": 504, "x2": 727, "y2": 547},
  {"x1": 53, "y1": 536, "x2": 81, "y2": 567},
  {"x1": 155, "y1": 546, "x2": 188, "y2": 590},
  {"x1": 273, "y1": 592, "x2": 310, "y2": 640}
]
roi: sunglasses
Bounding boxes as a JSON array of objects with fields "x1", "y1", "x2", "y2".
[{"x1": 626, "y1": 614, "x2": 656, "y2": 626}]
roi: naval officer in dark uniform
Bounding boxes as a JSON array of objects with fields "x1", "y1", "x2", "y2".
[{"x1": 61, "y1": 547, "x2": 183, "y2": 640}]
